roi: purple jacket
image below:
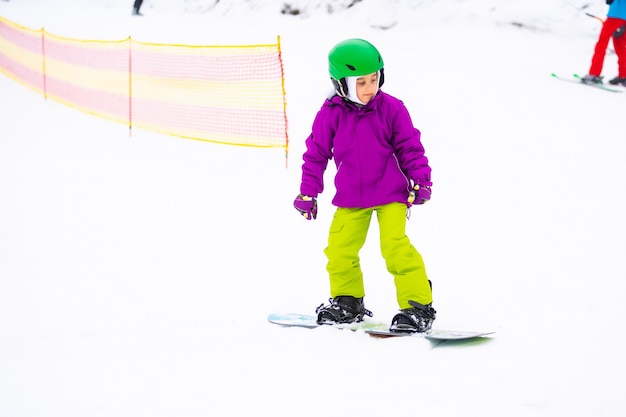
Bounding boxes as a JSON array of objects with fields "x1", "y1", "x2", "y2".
[{"x1": 299, "y1": 91, "x2": 431, "y2": 208}]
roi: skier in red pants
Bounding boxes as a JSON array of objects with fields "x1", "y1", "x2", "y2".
[{"x1": 581, "y1": 0, "x2": 626, "y2": 86}]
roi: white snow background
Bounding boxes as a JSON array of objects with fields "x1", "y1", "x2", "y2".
[{"x1": 1, "y1": 0, "x2": 625, "y2": 416}]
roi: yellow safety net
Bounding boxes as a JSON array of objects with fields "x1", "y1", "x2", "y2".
[{"x1": 0, "y1": 16, "x2": 288, "y2": 150}]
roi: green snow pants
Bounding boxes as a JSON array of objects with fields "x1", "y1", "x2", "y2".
[{"x1": 324, "y1": 202, "x2": 432, "y2": 310}]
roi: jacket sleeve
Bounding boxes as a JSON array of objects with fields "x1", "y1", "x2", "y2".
[
  {"x1": 299, "y1": 106, "x2": 335, "y2": 197},
  {"x1": 391, "y1": 102, "x2": 432, "y2": 186}
]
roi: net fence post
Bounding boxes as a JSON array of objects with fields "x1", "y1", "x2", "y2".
[
  {"x1": 41, "y1": 27, "x2": 47, "y2": 100},
  {"x1": 277, "y1": 35, "x2": 289, "y2": 168},
  {"x1": 128, "y1": 36, "x2": 133, "y2": 138}
]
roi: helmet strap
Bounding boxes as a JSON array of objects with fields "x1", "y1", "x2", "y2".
[
  {"x1": 346, "y1": 76, "x2": 368, "y2": 105},
  {"x1": 332, "y1": 78, "x2": 349, "y2": 98}
]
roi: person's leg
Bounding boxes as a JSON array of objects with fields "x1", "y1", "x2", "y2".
[
  {"x1": 376, "y1": 202, "x2": 432, "y2": 309},
  {"x1": 613, "y1": 22, "x2": 626, "y2": 78},
  {"x1": 589, "y1": 18, "x2": 624, "y2": 76},
  {"x1": 324, "y1": 207, "x2": 373, "y2": 298}
]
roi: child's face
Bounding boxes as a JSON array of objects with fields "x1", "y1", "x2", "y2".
[{"x1": 355, "y1": 72, "x2": 379, "y2": 105}]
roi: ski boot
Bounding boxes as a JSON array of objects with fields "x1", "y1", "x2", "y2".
[
  {"x1": 608, "y1": 76, "x2": 626, "y2": 87},
  {"x1": 580, "y1": 74, "x2": 603, "y2": 85},
  {"x1": 316, "y1": 296, "x2": 372, "y2": 325},
  {"x1": 389, "y1": 300, "x2": 437, "y2": 333}
]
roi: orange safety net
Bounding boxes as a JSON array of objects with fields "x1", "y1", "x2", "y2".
[{"x1": 0, "y1": 16, "x2": 288, "y2": 150}]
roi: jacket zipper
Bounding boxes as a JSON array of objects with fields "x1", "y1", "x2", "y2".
[{"x1": 392, "y1": 153, "x2": 411, "y2": 192}]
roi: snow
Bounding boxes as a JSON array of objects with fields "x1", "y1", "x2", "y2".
[{"x1": 1, "y1": 0, "x2": 625, "y2": 416}]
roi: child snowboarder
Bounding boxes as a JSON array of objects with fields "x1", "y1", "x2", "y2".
[
  {"x1": 581, "y1": 0, "x2": 626, "y2": 86},
  {"x1": 293, "y1": 38, "x2": 436, "y2": 333}
]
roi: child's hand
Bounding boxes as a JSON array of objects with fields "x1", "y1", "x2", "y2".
[
  {"x1": 408, "y1": 183, "x2": 431, "y2": 206},
  {"x1": 294, "y1": 194, "x2": 318, "y2": 220}
]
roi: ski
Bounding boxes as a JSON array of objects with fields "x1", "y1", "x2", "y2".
[{"x1": 551, "y1": 73, "x2": 623, "y2": 93}]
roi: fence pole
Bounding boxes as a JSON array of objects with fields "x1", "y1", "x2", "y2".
[
  {"x1": 277, "y1": 35, "x2": 289, "y2": 168},
  {"x1": 128, "y1": 36, "x2": 132, "y2": 137},
  {"x1": 40, "y1": 27, "x2": 47, "y2": 99}
]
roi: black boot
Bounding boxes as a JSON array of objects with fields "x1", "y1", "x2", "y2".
[
  {"x1": 316, "y1": 296, "x2": 372, "y2": 325},
  {"x1": 580, "y1": 74, "x2": 604, "y2": 85},
  {"x1": 608, "y1": 76, "x2": 626, "y2": 86},
  {"x1": 390, "y1": 300, "x2": 436, "y2": 333}
]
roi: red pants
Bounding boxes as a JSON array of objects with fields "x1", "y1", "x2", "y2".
[{"x1": 589, "y1": 17, "x2": 626, "y2": 77}]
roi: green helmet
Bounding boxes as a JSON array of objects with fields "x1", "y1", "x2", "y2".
[{"x1": 328, "y1": 38, "x2": 384, "y2": 81}]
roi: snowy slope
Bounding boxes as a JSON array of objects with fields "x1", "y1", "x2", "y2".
[{"x1": 1, "y1": 1, "x2": 625, "y2": 416}]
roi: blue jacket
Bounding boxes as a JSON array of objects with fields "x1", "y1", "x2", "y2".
[{"x1": 608, "y1": 0, "x2": 626, "y2": 20}]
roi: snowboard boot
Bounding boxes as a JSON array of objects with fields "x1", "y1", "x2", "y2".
[
  {"x1": 316, "y1": 296, "x2": 372, "y2": 325},
  {"x1": 580, "y1": 74, "x2": 603, "y2": 85},
  {"x1": 389, "y1": 300, "x2": 437, "y2": 333},
  {"x1": 608, "y1": 76, "x2": 626, "y2": 87}
]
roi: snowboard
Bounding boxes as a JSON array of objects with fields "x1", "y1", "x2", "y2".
[{"x1": 267, "y1": 313, "x2": 494, "y2": 341}]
